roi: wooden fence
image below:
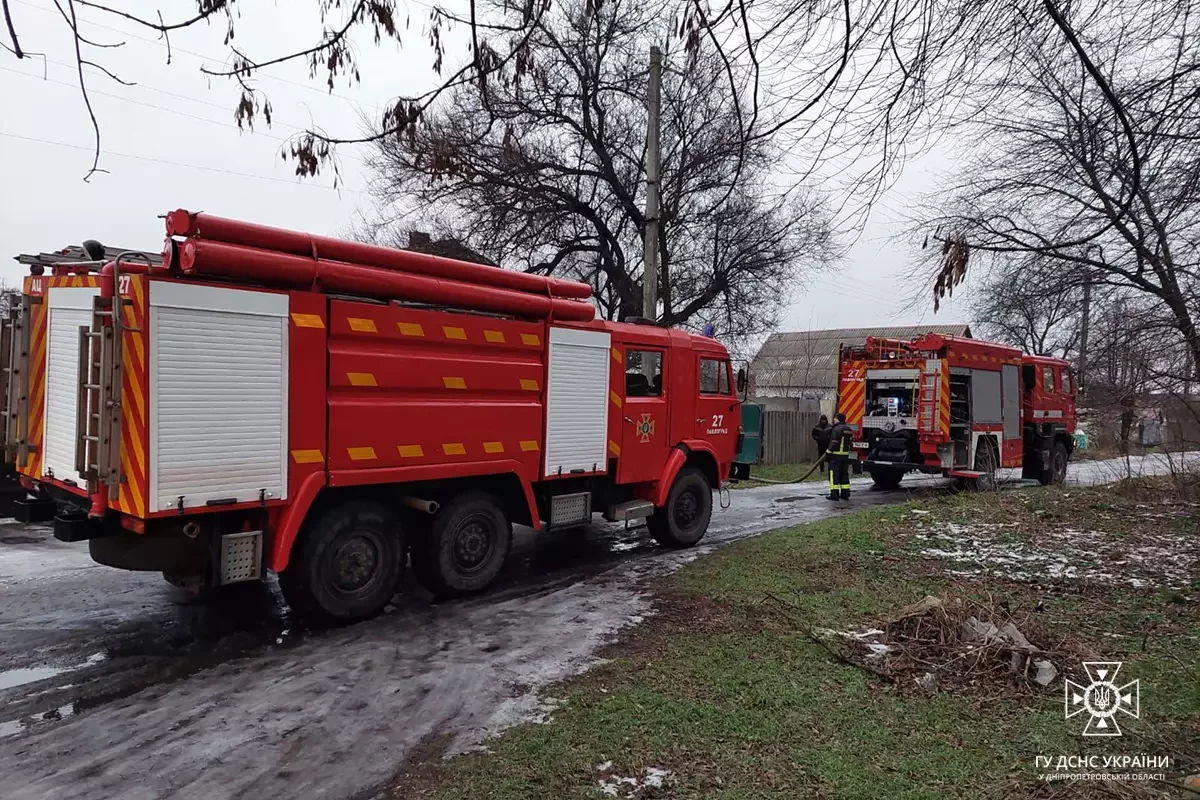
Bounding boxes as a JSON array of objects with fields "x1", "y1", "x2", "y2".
[{"x1": 759, "y1": 410, "x2": 821, "y2": 465}]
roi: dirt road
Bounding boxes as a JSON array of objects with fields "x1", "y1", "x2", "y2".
[{"x1": 0, "y1": 454, "x2": 1183, "y2": 799}]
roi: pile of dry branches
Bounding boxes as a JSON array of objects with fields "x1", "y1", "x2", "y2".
[{"x1": 767, "y1": 593, "x2": 1098, "y2": 695}]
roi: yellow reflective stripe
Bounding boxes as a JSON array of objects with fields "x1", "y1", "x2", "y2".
[{"x1": 291, "y1": 313, "x2": 325, "y2": 328}]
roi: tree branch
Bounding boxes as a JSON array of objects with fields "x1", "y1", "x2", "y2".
[{"x1": 2, "y1": 0, "x2": 22, "y2": 57}]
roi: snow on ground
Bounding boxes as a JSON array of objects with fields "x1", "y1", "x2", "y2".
[
  {"x1": 596, "y1": 763, "x2": 671, "y2": 797},
  {"x1": 911, "y1": 515, "x2": 1197, "y2": 588}
]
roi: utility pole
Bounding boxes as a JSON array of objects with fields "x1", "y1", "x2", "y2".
[
  {"x1": 641, "y1": 45, "x2": 662, "y2": 323},
  {"x1": 1078, "y1": 270, "x2": 1091, "y2": 398}
]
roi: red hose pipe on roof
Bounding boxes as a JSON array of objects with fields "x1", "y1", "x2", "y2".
[
  {"x1": 178, "y1": 238, "x2": 597, "y2": 323},
  {"x1": 165, "y1": 209, "x2": 593, "y2": 301}
]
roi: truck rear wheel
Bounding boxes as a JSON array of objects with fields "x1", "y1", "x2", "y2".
[
  {"x1": 412, "y1": 491, "x2": 511, "y2": 598},
  {"x1": 869, "y1": 467, "x2": 904, "y2": 490},
  {"x1": 278, "y1": 500, "x2": 405, "y2": 624},
  {"x1": 1039, "y1": 441, "x2": 1069, "y2": 486},
  {"x1": 648, "y1": 466, "x2": 712, "y2": 548}
]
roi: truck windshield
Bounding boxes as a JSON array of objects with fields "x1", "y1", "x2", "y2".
[{"x1": 865, "y1": 380, "x2": 918, "y2": 417}]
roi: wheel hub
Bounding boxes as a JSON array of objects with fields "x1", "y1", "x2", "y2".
[
  {"x1": 332, "y1": 535, "x2": 380, "y2": 592},
  {"x1": 453, "y1": 519, "x2": 493, "y2": 573},
  {"x1": 673, "y1": 488, "x2": 700, "y2": 529}
]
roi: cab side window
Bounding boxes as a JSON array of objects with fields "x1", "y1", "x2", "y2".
[
  {"x1": 626, "y1": 350, "x2": 663, "y2": 397},
  {"x1": 1042, "y1": 366, "x2": 1055, "y2": 392},
  {"x1": 700, "y1": 358, "x2": 731, "y2": 395},
  {"x1": 1060, "y1": 369, "x2": 1072, "y2": 394}
]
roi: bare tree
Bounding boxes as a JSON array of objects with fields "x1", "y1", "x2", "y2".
[
  {"x1": 923, "y1": 0, "x2": 1200, "y2": 386},
  {"x1": 0, "y1": 0, "x2": 1038, "y2": 199},
  {"x1": 970, "y1": 256, "x2": 1082, "y2": 358},
  {"x1": 363, "y1": 0, "x2": 836, "y2": 338}
]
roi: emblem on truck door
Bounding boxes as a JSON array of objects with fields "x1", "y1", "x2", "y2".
[{"x1": 638, "y1": 413, "x2": 656, "y2": 443}]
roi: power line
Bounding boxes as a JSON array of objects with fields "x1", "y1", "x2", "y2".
[
  {"x1": 1, "y1": 64, "x2": 371, "y2": 167},
  {"x1": 11, "y1": 50, "x2": 317, "y2": 133},
  {"x1": 1, "y1": 64, "x2": 288, "y2": 142},
  {"x1": 12, "y1": 0, "x2": 390, "y2": 114},
  {"x1": 0, "y1": 129, "x2": 365, "y2": 194}
]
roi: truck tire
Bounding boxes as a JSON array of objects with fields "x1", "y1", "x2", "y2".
[
  {"x1": 278, "y1": 500, "x2": 405, "y2": 624},
  {"x1": 412, "y1": 491, "x2": 511, "y2": 598},
  {"x1": 1039, "y1": 441, "x2": 1069, "y2": 486},
  {"x1": 648, "y1": 466, "x2": 712, "y2": 548},
  {"x1": 972, "y1": 439, "x2": 998, "y2": 491},
  {"x1": 869, "y1": 467, "x2": 903, "y2": 490}
]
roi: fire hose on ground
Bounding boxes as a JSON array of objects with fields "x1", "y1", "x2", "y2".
[{"x1": 732, "y1": 452, "x2": 830, "y2": 485}]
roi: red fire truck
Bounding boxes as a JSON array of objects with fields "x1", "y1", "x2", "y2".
[
  {"x1": 5, "y1": 211, "x2": 741, "y2": 623},
  {"x1": 836, "y1": 333, "x2": 1077, "y2": 489}
]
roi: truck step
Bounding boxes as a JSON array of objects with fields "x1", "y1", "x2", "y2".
[
  {"x1": 53, "y1": 511, "x2": 106, "y2": 542},
  {"x1": 604, "y1": 500, "x2": 654, "y2": 522},
  {"x1": 13, "y1": 498, "x2": 54, "y2": 524},
  {"x1": 948, "y1": 469, "x2": 986, "y2": 479},
  {"x1": 549, "y1": 492, "x2": 592, "y2": 529}
]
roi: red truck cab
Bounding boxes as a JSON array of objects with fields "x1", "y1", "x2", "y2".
[{"x1": 1020, "y1": 355, "x2": 1077, "y2": 481}]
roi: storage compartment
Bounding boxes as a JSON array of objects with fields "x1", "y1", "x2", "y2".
[
  {"x1": 149, "y1": 282, "x2": 289, "y2": 511},
  {"x1": 543, "y1": 327, "x2": 611, "y2": 476}
]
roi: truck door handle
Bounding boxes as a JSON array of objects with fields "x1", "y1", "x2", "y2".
[
  {"x1": 697, "y1": 418, "x2": 707, "y2": 424},
  {"x1": 624, "y1": 416, "x2": 633, "y2": 423}
]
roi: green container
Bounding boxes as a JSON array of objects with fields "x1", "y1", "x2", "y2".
[{"x1": 736, "y1": 402, "x2": 763, "y2": 465}]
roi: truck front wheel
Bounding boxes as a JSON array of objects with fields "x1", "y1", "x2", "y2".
[
  {"x1": 412, "y1": 491, "x2": 511, "y2": 598},
  {"x1": 869, "y1": 467, "x2": 904, "y2": 490},
  {"x1": 278, "y1": 500, "x2": 405, "y2": 624},
  {"x1": 1039, "y1": 441, "x2": 1069, "y2": 486},
  {"x1": 648, "y1": 466, "x2": 712, "y2": 548}
]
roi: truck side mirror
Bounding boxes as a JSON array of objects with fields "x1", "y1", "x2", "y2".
[{"x1": 736, "y1": 367, "x2": 747, "y2": 394}]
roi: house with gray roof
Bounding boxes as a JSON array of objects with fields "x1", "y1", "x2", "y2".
[{"x1": 750, "y1": 325, "x2": 972, "y2": 415}]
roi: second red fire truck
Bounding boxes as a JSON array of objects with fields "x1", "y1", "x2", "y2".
[
  {"x1": 5, "y1": 211, "x2": 742, "y2": 623},
  {"x1": 837, "y1": 333, "x2": 1077, "y2": 489}
]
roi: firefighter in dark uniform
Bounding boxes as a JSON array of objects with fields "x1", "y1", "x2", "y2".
[{"x1": 826, "y1": 412, "x2": 854, "y2": 501}]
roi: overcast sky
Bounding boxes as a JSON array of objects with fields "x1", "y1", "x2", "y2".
[{"x1": 0, "y1": 0, "x2": 972, "y2": 336}]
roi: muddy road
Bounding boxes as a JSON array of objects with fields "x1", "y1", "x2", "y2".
[{"x1": 0, "y1": 454, "x2": 1182, "y2": 799}]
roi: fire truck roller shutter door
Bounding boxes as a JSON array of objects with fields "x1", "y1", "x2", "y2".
[
  {"x1": 1001, "y1": 364, "x2": 1020, "y2": 439},
  {"x1": 149, "y1": 282, "x2": 289, "y2": 511},
  {"x1": 970, "y1": 369, "x2": 1003, "y2": 424},
  {"x1": 44, "y1": 285, "x2": 101, "y2": 488},
  {"x1": 544, "y1": 327, "x2": 611, "y2": 476}
]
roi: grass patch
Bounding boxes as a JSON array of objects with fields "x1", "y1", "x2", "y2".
[
  {"x1": 394, "y1": 483, "x2": 1200, "y2": 800},
  {"x1": 732, "y1": 461, "x2": 824, "y2": 488}
]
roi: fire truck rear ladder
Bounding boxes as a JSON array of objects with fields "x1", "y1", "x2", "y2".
[
  {"x1": 3, "y1": 296, "x2": 34, "y2": 467},
  {"x1": 75, "y1": 256, "x2": 144, "y2": 501}
]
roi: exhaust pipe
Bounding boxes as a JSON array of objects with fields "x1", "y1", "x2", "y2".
[{"x1": 403, "y1": 497, "x2": 440, "y2": 515}]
